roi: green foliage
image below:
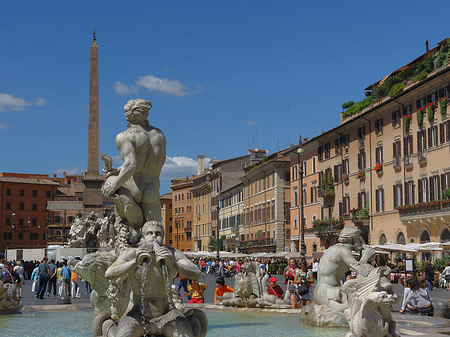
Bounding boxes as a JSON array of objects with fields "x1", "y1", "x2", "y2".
[
  {"x1": 209, "y1": 235, "x2": 226, "y2": 251},
  {"x1": 413, "y1": 70, "x2": 428, "y2": 83},
  {"x1": 357, "y1": 206, "x2": 370, "y2": 220},
  {"x1": 389, "y1": 83, "x2": 405, "y2": 98},
  {"x1": 417, "y1": 108, "x2": 424, "y2": 129},
  {"x1": 415, "y1": 259, "x2": 426, "y2": 272},
  {"x1": 342, "y1": 97, "x2": 373, "y2": 118},
  {"x1": 342, "y1": 101, "x2": 355, "y2": 109},
  {"x1": 434, "y1": 256, "x2": 450, "y2": 271},
  {"x1": 313, "y1": 218, "x2": 344, "y2": 234},
  {"x1": 278, "y1": 263, "x2": 287, "y2": 273},
  {"x1": 441, "y1": 97, "x2": 448, "y2": 116},
  {"x1": 403, "y1": 115, "x2": 411, "y2": 134},
  {"x1": 442, "y1": 188, "x2": 450, "y2": 199},
  {"x1": 328, "y1": 169, "x2": 334, "y2": 185}
]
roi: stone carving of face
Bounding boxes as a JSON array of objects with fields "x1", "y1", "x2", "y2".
[
  {"x1": 351, "y1": 234, "x2": 364, "y2": 251},
  {"x1": 142, "y1": 222, "x2": 164, "y2": 246}
]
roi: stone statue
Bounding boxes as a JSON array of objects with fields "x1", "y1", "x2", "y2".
[
  {"x1": 219, "y1": 261, "x2": 290, "y2": 309},
  {"x1": 301, "y1": 228, "x2": 399, "y2": 337},
  {"x1": 0, "y1": 280, "x2": 21, "y2": 312},
  {"x1": 73, "y1": 99, "x2": 207, "y2": 337},
  {"x1": 101, "y1": 99, "x2": 166, "y2": 248},
  {"x1": 313, "y1": 227, "x2": 375, "y2": 312},
  {"x1": 68, "y1": 212, "x2": 112, "y2": 249},
  {"x1": 342, "y1": 267, "x2": 399, "y2": 337}
]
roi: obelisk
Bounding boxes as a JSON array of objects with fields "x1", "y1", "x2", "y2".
[{"x1": 83, "y1": 30, "x2": 104, "y2": 212}]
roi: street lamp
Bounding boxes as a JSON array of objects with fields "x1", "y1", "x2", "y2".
[
  {"x1": 216, "y1": 205, "x2": 220, "y2": 260},
  {"x1": 297, "y1": 137, "x2": 306, "y2": 259},
  {"x1": 12, "y1": 210, "x2": 16, "y2": 249}
]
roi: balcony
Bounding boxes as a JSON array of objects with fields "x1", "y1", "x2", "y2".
[
  {"x1": 240, "y1": 238, "x2": 275, "y2": 248},
  {"x1": 404, "y1": 154, "x2": 413, "y2": 167},
  {"x1": 313, "y1": 218, "x2": 344, "y2": 238},
  {"x1": 418, "y1": 149, "x2": 427, "y2": 164},
  {"x1": 318, "y1": 185, "x2": 335, "y2": 202},
  {"x1": 397, "y1": 200, "x2": 450, "y2": 226}
]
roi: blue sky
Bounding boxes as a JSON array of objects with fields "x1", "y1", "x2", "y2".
[{"x1": 1, "y1": 1, "x2": 450, "y2": 194}]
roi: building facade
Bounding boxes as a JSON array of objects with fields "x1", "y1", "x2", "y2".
[
  {"x1": 160, "y1": 193, "x2": 173, "y2": 246},
  {"x1": 218, "y1": 182, "x2": 244, "y2": 252},
  {"x1": 171, "y1": 177, "x2": 194, "y2": 252}
]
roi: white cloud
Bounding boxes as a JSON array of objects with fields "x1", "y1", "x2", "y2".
[
  {"x1": 112, "y1": 81, "x2": 138, "y2": 95},
  {"x1": 0, "y1": 123, "x2": 10, "y2": 130},
  {"x1": 0, "y1": 93, "x2": 45, "y2": 112},
  {"x1": 160, "y1": 155, "x2": 210, "y2": 181},
  {"x1": 54, "y1": 166, "x2": 84, "y2": 175},
  {"x1": 135, "y1": 75, "x2": 190, "y2": 97},
  {"x1": 246, "y1": 120, "x2": 258, "y2": 125}
]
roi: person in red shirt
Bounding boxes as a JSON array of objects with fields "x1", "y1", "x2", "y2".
[{"x1": 268, "y1": 277, "x2": 284, "y2": 299}]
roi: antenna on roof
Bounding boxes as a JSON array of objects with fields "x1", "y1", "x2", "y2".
[
  {"x1": 288, "y1": 104, "x2": 291, "y2": 146},
  {"x1": 426, "y1": 40, "x2": 429, "y2": 52}
]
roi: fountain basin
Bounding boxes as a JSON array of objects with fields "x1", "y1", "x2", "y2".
[{"x1": 0, "y1": 307, "x2": 346, "y2": 337}]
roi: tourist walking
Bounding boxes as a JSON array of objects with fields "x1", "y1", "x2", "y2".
[
  {"x1": 36, "y1": 257, "x2": 50, "y2": 299},
  {"x1": 56, "y1": 262, "x2": 63, "y2": 296},
  {"x1": 59, "y1": 260, "x2": 71, "y2": 296},
  {"x1": 13, "y1": 261, "x2": 24, "y2": 298},
  {"x1": 71, "y1": 270, "x2": 82, "y2": 298},
  {"x1": 425, "y1": 261, "x2": 435, "y2": 291},
  {"x1": 442, "y1": 262, "x2": 450, "y2": 290},
  {"x1": 30, "y1": 263, "x2": 39, "y2": 292},
  {"x1": 46, "y1": 259, "x2": 58, "y2": 296}
]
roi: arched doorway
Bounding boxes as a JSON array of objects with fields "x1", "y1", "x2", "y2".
[
  {"x1": 397, "y1": 232, "x2": 406, "y2": 245},
  {"x1": 379, "y1": 233, "x2": 387, "y2": 245}
]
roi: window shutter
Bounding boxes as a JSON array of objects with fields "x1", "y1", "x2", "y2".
[
  {"x1": 440, "y1": 123, "x2": 445, "y2": 144},
  {"x1": 442, "y1": 174, "x2": 447, "y2": 190},
  {"x1": 334, "y1": 165, "x2": 338, "y2": 183},
  {"x1": 418, "y1": 179, "x2": 423, "y2": 203},
  {"x1": 447, "y1": 120, "x2": 450, "y2": 142},
  {"x1": 427, "y1": 95, "x2": 431, "y2": 104},
  {"x1": 375, "y1": 147, "x2": 379, "y2": 164},
  {"x1": 392, "y1": 112, "x2": 396, "y2": 126},
  {"x1": 428, "y1": 128, "x2": 432, "y2": 149},
  {"x1": 430, "y1": 177, "x2": 434, "y2": 201},
  {"x1": 358, "y1": 192, "x2": 362, "y2": 208},
  {"x1": 393, "y1": 142, "x2": 397, "y2": 158},
  {"x1": 381, "y1": 189, "x2": 384, "y2": 212},
  {"x1": 416, "y1": 100, "x2": 420, "y2": 109},
  {"x1": 393, "y1": 185, "x2": 397, "y2": 208},
  {"x1": 380, "y1": 146, "x2": 383, "y2": 163},
  {"x1": 358, "y1": 153, "x2": 362, "y2": 170},
  {"x1": 437, "y1": 176, "x2": 441, "y2": 200},
  {"x1": 376, "y1": 189, "x2": 380, "y2": 212},
  {"x1": 405, "y1": 184, "x2": 409, "y2": 205},
  {"x1": 403, "y1": 137, "x2": 407, "y2": 156},
  {"x1": 412, "y1": 182, "x2": 415, "y2": 204},
  {"x1": 417, "y1": 131, "x2": 421, "y2": 152}
]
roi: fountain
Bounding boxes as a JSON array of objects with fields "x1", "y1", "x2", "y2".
[{"x1": 72, "y1": 99, "x2": 208, "y2": 337}]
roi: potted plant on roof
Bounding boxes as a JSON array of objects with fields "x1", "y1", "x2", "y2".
[
  {"x1": 441, "y1": 96, "x2": 448, "y2": 116},
  {"x1": 427, "y1": 103, "x2": 436, "y2": 123}
]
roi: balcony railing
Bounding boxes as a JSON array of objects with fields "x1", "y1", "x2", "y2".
[
  {"x1": 393, "y1": 156, "x2": 401, "y2": 169},
  {"x1": 240, "y1": 238, "x2": 275, "y2": 248},
  {"x1": 397, "y1": 199, "x2": 450, "y2": 217},
  {"x1": 404, "y1": 154, "x2": 413, "y2": 166},
  {"x1": 418, "y1": 149, "x2": 427, "y2": 163}
]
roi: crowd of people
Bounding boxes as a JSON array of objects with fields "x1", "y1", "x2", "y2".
[{"x1": 0, "y1": 257, "x2": 91, "y2": 301}]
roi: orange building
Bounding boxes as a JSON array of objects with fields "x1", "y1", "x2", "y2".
[
  {"x1": 160, "y1": 193, "x2": 173, "y2": 246},
  {"x1": 171, "y1": 177, "x2": 194, "y2": 252},
  {"x1": 0, "y1": 173, "x2": 58, "y2": 254}
]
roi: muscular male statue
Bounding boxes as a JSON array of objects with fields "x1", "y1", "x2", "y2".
[
  {"x1": 313, "y1": 228, "x2": 375, "y2": 311},
  {"x1": 101, "y1": 99, "x2": 166, "y2": 243},
  {"x1": 104, "y1": 221, "x2": 203, "y2": 337}
]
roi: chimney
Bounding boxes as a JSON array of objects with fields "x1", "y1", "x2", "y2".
[{"x1": 197, "y1": 155, "x2": 205, "y2": 175}]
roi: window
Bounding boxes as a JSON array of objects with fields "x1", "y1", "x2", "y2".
[
  {"x1": 375, "y1": 188, "x2": 384, "y2": 212},
  {"x1": 343, "y1": 196, "x2": 350, "y2": 214},
  {"x1": 19, "y1": 233, "x2": 23, "y2": 240},
  {"x1": 6, "y1": 189, "x2": 11, "y2": 196},
  {"x1": 440, "y1": 121, "x2": 450, "y2": 144},
  {"x1": 335, "y1": 138, "x2": 341, "y2": 155},
  {"x1": 32, "y1": 219, "x2": 37, "y2": 226},
  {"x1": 358, "y1": 126, "x2": 365, "y2": 140},
  {"x1": 405, "y1": 181, "x2": 415, "y2": 205},
  {"x1": 324, "y1": 142, "x2": 330, "y2": 159},
  {"x1": 442, "y1": 172, "x2": 450, "y2": 191},
  {"x1": 416, "y1": 97, "x2": 426, "y2": 110},
  {"x1": 404, "y1": 105, "x2": 412, "y2": 117},
  {"x1": 404, "y1": 135, "x2": 413, "y2": 165},
  {"x1": 334, "y1": 164, "x2": 342, "y2": 183},
  {"x1": 19, "y1": 203, "x2": 24, "y2": 210},
  {"x1": 318, "y1": 146, "x2": 323, "y2": 162},
  {"x1": 302, "y1": 161, "x2": 307, "y2": 176},
  {"x1": 20, "y1": 189, "x2": 24, "y2": 196},
  {"x1": 393, "y1": 140, "x2": 401, "y2": 166},
  {"x1": 357, "y1": 191, "x2": 367, "y2": 209},
  {"x1": 427, "y1": 92, "x2": 437, "y2": 105},
  {"x1": 439, "y1": 86, "x2": 449, "y2": 99},
  {"x1": 417, "y1": 129, "x2": 427, "y2": 155},
  {"x1": 311, "y1": 185, "x2": 317, "y2": 203},
  {"x1": 294, "y1": 218, "x2": 298, "y2": 229},
  {"x1": 54, "y1": 216, "x2": 61, "y2": 224},
  {"x1": 430, "y1": 175, "x2": 440, "y2": 201},
  {"x1": 292, "y1": 165, "x2": 297, "y2": 180},
  {"x1": 418, "y1": 178, "x2": 428, "y2": 203},
  {"x1": 428, "y1": 125, "x2": 438, "y2": 148},
  {"x1": 33, "y1": 190, "x2": 37, "y2": 197},
  {"x1": 358, "y1": 151, "x2": 366, "y2": 171},
  {"x1": 19, "y1": 218, "x2": 24, "y2": 226},
  {"x1": 32, "y1": 203, "x2": 37, "y2": 211},
  {"x1": 375, "y1": 118, "x2": 383, "y2": 135},
  {"x1": 375, "y1": 145, "x2": 383, "y2": 165},
  {"x1": 342, "y1": 134, "x2": 349, "y2": 148},
  {"x1": 46, "y1": 191, "x2": 51, "y2": 198},
  {"x1": 312, "y1": 156, "x2": 317, "y2": 173},
  {"x1": 393, "y1": 183, "x2": 403, "y2": 208},
  {"x1": 293, "y1": 187, "x2": 298, "y2": 206},
  {"x1": 6, "y1": 202, "x2": 11, "y2": 210},
  {"x1": 29, "y1": 233, "x2": 38, "y2": 240},
  {"x1": 5, "y1": 218, "x2": 10, "y2": 226},
  {"x1": 3, "y1": 233, "x2": 12, "y2": 240},
  {"x1": 342, "y1": 158, "x2": 349, "y2": 175},
  {"x1": 392, "y1": 110, "x2": 400, "y2": 127}
]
